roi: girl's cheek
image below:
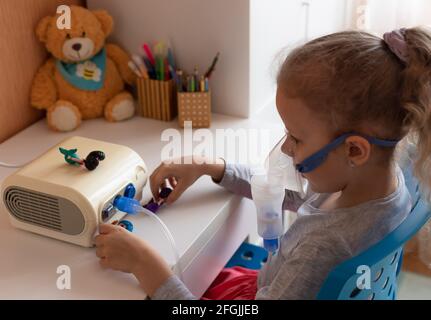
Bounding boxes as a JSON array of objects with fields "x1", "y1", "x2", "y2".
[{"x1": 296, "y1": 145, "x2": 318, "y2": 167}]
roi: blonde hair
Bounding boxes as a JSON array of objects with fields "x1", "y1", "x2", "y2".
[{"x1": 277, "y1": 27, "x2": 431, "y2": 200}]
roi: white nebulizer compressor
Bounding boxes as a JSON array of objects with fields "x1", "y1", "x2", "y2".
[
  {"x1": 1, "y1": 136, "x2": 148, "y2": 247},
  {"x1": 251, "y1": 136, "x2": 307, "y2": 253}
]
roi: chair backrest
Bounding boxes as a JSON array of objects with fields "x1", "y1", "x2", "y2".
[{"x1": 317, "y1": 157, "x2": 431, "y2": 300}]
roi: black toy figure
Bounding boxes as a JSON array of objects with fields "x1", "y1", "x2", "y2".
[
  {"x1": 59, "y1": 148, "x2": 105, "y2": 171},
  {"x1": 84, "y1": 151, "x2": 105, "y2": 171}
]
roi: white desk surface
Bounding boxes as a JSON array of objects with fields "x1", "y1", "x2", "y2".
[{"x1": 0, "y1": 111, "x2": 283, "y2": 299}]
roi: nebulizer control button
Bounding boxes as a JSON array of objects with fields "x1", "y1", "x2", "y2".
[
  {"x1": 118, "y1": 220, "x2": 134, "y2": 232},
  {"x1": 124, "y1": 183, "x2": 136, "y2": 198}
]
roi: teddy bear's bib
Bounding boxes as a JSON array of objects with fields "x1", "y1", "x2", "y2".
[{"x1": 56, "y1": 48, "x2": 106, "y2": 91}]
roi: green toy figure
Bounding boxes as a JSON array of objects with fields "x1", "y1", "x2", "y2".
[{"x1": 59, "y1": 148, "x2": 83, "y2": 166}]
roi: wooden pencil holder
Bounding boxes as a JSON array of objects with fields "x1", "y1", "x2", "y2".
[
  {"x1": 137, "y1": 78, "x2": 177, "y2": 121},
  {"x1": 177, "y1": 91, "x2": 211, "y2": 128}
]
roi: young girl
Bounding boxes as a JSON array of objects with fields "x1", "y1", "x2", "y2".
[{"x1": 95, "y1": 27, "x2": 431, "y2": 300}]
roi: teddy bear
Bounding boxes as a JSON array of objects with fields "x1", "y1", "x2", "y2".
[{"x1": 31, "y1": 5, "x2": 136, "y2": 132}]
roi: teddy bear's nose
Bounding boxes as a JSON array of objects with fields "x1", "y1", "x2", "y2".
[{"x1": 72, "y1": 43, "x2": 82, "y2": 51}]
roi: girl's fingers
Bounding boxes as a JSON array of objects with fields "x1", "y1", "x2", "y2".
[
  {"x1": 99, "y1": 257, "x2": 109, "y2": 269},
  {"x1": 165, "y1": 181, "x2": 188, "y2": 204},
  {"x1": 94, "y1": 234, "x2": 105, "y2": 247},
  {"x1": 95, "y1": 247, "x2": 105, "y2": 258},
  {"x1": 168, "y1": 176, "x2": 178, "y2": 188},
  {"x1": 99, "y1": 223, "x2": 117, "y2": 234},
  {"x1": 150, "y1": 167, "x2": 177, "y2": 200},
  {"x1": 150, "y1": 168, "x2": 167, "y2": 200}
]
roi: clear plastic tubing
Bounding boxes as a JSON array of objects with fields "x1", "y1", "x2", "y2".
[{"x1": 113, "y1": 196, "x2": 183, "y2": 281}]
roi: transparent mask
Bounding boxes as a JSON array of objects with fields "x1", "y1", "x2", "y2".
[
  {"x1": 264, "y1": 134, "x2": 308, "y2": 199},
  {"x1": 250, "y1": 134, "x2": 308, "y2": 253}
]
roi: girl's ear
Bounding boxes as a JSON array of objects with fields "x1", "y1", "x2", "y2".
[{"x1": 344, "y1": 136, "x2": 371, "y2": 167}]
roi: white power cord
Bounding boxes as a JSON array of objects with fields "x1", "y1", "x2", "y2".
[{"x1": 0, "y1": 161, "x2": 28, "y2": 168}]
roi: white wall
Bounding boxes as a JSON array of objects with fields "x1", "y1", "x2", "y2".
[
  {"x1": 87, "y1": 0, "x2": 251, "y2": 117},
  {"x1": 308, "y1": 0, "x2": 348, "y2": 39},
  {"x1": 345, "y1": 0, "x2": 431, "y2": 34},
  {"x1": 87, "y1": 0, "x2": 347, "y2": 119},
  {"x1": 250, "y1": 0, "x2": 309, "y2": 116},
  {"x1": 249, "y1": 0, "x2": 347, "y2": 116},
  {"x1": 367, "y1": 0, "x2": 431, "y2": 34}
]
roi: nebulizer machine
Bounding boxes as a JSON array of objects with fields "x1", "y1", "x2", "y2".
[{"x1": 251, "y1": 135, "x2": 307, "y2": 254}]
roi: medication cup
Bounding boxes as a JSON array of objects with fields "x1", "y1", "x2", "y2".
[{"x1": 251, "y1": 174, "x2": 285, "y2": 253}]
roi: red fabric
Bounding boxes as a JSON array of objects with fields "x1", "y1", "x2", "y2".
[{"x1": 201, "y1": 267, "x2": 258, "y2": 300}]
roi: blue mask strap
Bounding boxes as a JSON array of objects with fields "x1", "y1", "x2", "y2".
[{"x1": 296, "y1": 133, "x2": 400, "y2": 174}]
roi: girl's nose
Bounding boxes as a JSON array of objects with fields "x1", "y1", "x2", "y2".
[{"x1": 281, "y1": 140, "x2": 294, "y2": 158}]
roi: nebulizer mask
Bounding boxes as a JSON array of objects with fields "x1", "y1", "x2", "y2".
[
  {"x1": 250, "y1": 131, "x2": 400, "y2": 253},
  {"x1": 251, "y1": 135, "x2": 307, "y2": 253}
]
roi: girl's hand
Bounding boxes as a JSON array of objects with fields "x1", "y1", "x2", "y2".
[
  {"x1": 95, "y1": 223, "x2": 173, "y2": 296},
  {"x1": 95, "y1": 223, "x2": 147, "y2": 273},
  {"x1": 150, "y1": 156, "x2": 226, "y2": 204}
]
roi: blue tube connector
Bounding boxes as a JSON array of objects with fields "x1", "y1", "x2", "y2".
[
  {"x1": 263, "y1": 238, "x2": 280, "y2": 253},
  {"x1": 113, "y1": 195, "x2": 142, "y2": 214}
]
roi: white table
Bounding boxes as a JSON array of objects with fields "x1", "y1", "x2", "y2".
[{"x1": 0, "y1": 111, "x2": 283, "y2": 299}]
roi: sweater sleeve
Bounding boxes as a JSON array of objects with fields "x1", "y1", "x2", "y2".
[
  {"x1": 150, "y1": 275, "x2": 197, "y2": 300},
  {"x1": 214, "y1": 162, "x2": 312, "y2": 211}
]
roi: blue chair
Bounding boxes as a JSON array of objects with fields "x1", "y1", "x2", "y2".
[{"x1": 227, "y1": 153, "x2": 431, "y2": 300}]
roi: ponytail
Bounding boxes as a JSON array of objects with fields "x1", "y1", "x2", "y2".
[{"x1": 401, "y1": 27, "x2": 431, "y2": 201}]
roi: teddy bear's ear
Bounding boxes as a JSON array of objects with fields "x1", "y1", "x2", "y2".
[
  {"x1": 36, "y1": 16, "x2": 52, "y2": 43},
  {"x1": 92, "y1": 10, "x2": 113, "y2": 37}
]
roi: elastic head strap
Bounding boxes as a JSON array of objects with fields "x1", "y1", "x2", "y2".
[{"x1": 296, "y1": 133, "x2": 400, "y2": 174}]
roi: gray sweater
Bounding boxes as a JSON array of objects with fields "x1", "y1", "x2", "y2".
[{"x1": 152, "y1": 163, "x2": 411, "y2": 300}]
